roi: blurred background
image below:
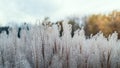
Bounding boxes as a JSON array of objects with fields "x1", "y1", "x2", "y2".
[
  {"x1": 1, "y1": 0, "x2": 120, "y2": 38},
  {"x1": 0, "y1": 0, "x2": 120, "y2": 25}
]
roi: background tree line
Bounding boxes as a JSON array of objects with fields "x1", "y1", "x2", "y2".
[
  {"x1": 42, "y1": 10, "x2": 120, "y2": 39},
  {"x1": 1, "y1": 10, "x2": 120, "y2": 39}
]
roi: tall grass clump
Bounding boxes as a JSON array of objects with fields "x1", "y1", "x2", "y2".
[{"x1": 0, "y1": 21, "x2": 120, "y2": 68}]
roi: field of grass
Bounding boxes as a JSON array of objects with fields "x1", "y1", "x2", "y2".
[{"x1": 0, "y1": 21, "x2": 120, "y2": 68}]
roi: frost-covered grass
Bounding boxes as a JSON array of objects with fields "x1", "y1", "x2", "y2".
[{"x1": 0, "y1": 22, "x2": 120, "y2": 68}]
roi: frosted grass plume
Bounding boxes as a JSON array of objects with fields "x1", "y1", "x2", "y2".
[{"x1": 0, "y1": 21, "x2": 120, "y2": 68}]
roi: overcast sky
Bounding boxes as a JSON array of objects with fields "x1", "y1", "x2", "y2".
[{"x1": 0, "y1": 0, "x2": 120, "y2": 25}]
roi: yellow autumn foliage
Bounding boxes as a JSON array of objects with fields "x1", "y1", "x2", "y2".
[{"x1": 85, "y1": 10, "x2": 120, "y2": 38}]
